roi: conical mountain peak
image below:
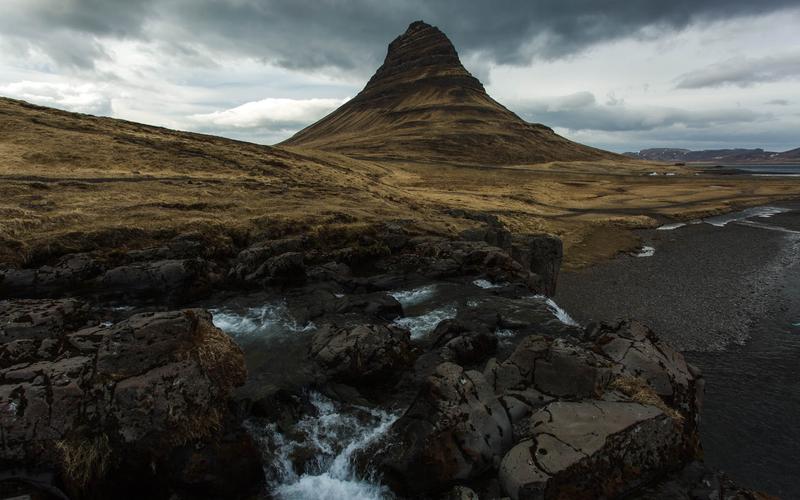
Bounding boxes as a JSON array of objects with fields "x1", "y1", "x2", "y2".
[
  {"x1": 283, "y1": 22, "x2": 618, "y2": 165},
  {"x1": 363, "y1": 21, "x2": 483, "y2": 93}
]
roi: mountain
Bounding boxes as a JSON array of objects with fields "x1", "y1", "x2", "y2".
[
  {"x1": 777, "y1": 147, "x2": 800, "y2": 161},
  {"x1": 282, "y1": 21, "x2": 618, "y2": 165},
  {"x1": 624, "y1": 147, "x2": 800, "y2": 164}
]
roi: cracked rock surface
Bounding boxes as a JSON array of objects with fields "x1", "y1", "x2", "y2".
[{"x1": 372, "y1": 320, "x2": 703, "y2": 498}]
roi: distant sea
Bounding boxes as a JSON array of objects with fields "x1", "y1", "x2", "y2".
[{"x1": 709, "y1": 164, "x2": 800, "y2": 175}]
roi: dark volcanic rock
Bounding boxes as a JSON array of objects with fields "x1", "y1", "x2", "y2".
[
  {"x1": 377, "y1": 362, "x2": 513, "y2": 495},
  {"x1": 483, "y1": 336, "x2": 613, "y2": 400},
  {"x1": 411, "y1": 237, "x2": 541, "y2": 289},
  {"x1": 0, "y1": 305, "x2": 261, "y2": 498},
  {"x1": 511, "y1": 234, "x2": 563, "y2": 296},
  {"x1": 0, "y1": 254, "x2": 102, "y2": 299},
  {"x1": 590, "y1": 320, "x2": 701, "y2": 418},
  {"x1": 0, "y1": 299, "x2": 88, "y2": 368},
  {"x1": 0, "y1": 299, "x2": 87, "y2": 345},
  {"x1": 499, "y1": 401, "x2": 682, "y2": 500},
  {"x1": 372, "y1": 322, "x2": 703, "y2": 497},
  {"x1": 335, "y1": 292, "x2": 403, "y2": 320},
  {"x1": 230, "y1": 238, "x2": 306, "y2": 285},
  {"x1": 309, "y1": 324, "x2": 414, "y2": 384},
  {"x1": 431, "y1": 319, "x2": 497, "y2": 366},
  {"x1": 99, "y1": 258, "x2": 213, "y2": 302},
  {"x1": 631, "y1": 460, "x2": 778, "y2": 500}
]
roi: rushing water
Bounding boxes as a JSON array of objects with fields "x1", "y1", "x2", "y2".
[
  {"x1": 209, "y1": 280, "x2": 583, "y2": 498},
  {"x1": 392, "y1": 304, "x2": 457, "y2": 338},
  {"x1": 389, "y1": 285, "x2": 437, "y2": 308},
  {"x1": 529, "y1": 294, "x2": 580, "y2": 327},
  {"x1": 210, "y1": 302, "x2": 316, "y2": 340},
  {"x1": 245, "y1": 392, "x2": 397, "y2": 500}
]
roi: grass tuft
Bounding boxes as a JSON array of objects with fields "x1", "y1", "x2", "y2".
[
  {"x1": 610, "y1": 375, "x2": 684, "y2": 423},
  {"x1": 55, "y1": 434, "x2": 112, "y2": 487}
]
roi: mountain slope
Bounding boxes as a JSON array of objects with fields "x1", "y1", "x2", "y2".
[{"x1": 282, "y1": 21, "x2": 618, "y2": 165}]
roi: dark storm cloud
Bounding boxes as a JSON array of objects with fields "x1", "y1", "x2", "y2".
[
  {"x1": 1, "y1": 0, "x2": 157, "y2": 68},
  {"x1": 676, "y1": 53, "x2": 800, "y2": 88},
  {"x1": 4, "y1": 0, "x2": 799, "y2": 71}
]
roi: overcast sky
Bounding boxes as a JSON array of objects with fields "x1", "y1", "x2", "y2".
[{"x1": 1, "y1": 0, "x2": 799, "y2": 153}]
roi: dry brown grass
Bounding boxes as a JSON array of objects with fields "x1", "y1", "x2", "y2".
[
  {"x1": 191, "y1": 311, "x2": 247, "y2": 389},
  {"x1": 2, "y1": 96, "x2": 800, "y2": 270},
  {"x1": 610, "y1": 375, "x2": 684, "y2": 423},
  {"x1": 172, "y1": 406, "x2": 224, "y2": 446},
  {"x1": 55, "y1": 434, "x2": 112, "y2": 487}
]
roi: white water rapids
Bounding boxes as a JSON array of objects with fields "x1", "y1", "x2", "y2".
[{"x1": 246, "y1": 392, "x2": 397, "y2": 500}]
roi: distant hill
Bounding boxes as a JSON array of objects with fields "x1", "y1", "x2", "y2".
[
  {"x1": 282, "y1": 21, "x2": 619, "y2": 165},
  {"x1": 624, "y1": 147, "x2": 800, "y2": 164}
]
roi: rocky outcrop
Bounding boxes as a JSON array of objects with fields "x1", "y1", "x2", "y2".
[
  {"x1": 98, "y1": 258, "x2": 214, "y2": 303},
  {"x1": 0, "y1": 303, "x2": 261, "y2": 498},
  {"x1": 511, "y1": 234, "x2": 563, "y2": 296},
  {"x1": 0, "y1": 254, "x2": 102, "y2": 299},
  {"x1": 410, "y1": 237, "x2": 543, "y2": 290},
  {"x1": 438, "y1": 210, "x2": 562, "y2": 296},
  {"x1": 229, "y1": 237, "x2": 306, "y2": 285},
  {"x1": 377, "y1": 362, "x2": 514, "y2": 494},
  {"x1": 372, "y1": 321, "x2": 702, "y2": 497},
  {"x1": 309, "y1": 324, "x2": 414, "y2": 384},
  {"x1": 500, "y1": 401, "x2": 682, "y2": 499},
  {"x1": 0, "y1": 255, "x2": 215, "y2": 304}
]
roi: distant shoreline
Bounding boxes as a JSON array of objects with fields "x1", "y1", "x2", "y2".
[{"x1": 686, "y1": 163, "x2": 800, "y2": 175}]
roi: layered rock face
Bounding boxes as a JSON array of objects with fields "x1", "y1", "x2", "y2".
[{"x1": 283, "y1": 21, "x2": 618, "y2": 165}]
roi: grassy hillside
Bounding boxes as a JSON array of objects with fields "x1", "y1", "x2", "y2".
[{"x1": 3, "y1": 96, "x2": 800, "y2": 270}]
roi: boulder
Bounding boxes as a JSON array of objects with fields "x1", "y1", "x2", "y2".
[
  {"x1": 443, "y1": 485, "x2": 481, "y2": 500},
  {"x1": 630, "y1": 460, "x2": 777, "y2": 500},
  {"x1": 376, "y1": 362, "x2": 513, "y2": 495},
  {"x1": 589, "y1": 320, "x2": 698, "y2": 414},
  {"x1": 229, "y1": 237, "x2": 304, "y2": 281},
  {"x1": 246, "y1": 251, "x2": 305, "y2": 284},
  {"x1": 431, "y1": 320, "x2": 497, "y2": 366},
  {"x1": 335, "y1": 292, "x2": 403, "y2": 320},
  {"x1": 0, "y1": 306, "x2": 260, "y2": 498},
  {"x1": 499, "y1": 401, "x2": 683, "y2": 500},
  {"x1": 483, "y1": 336, "x2": 612, "y2": 399},
  {"x1": 309, "y1": 324, "x2": 414, "y2": 384}
]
